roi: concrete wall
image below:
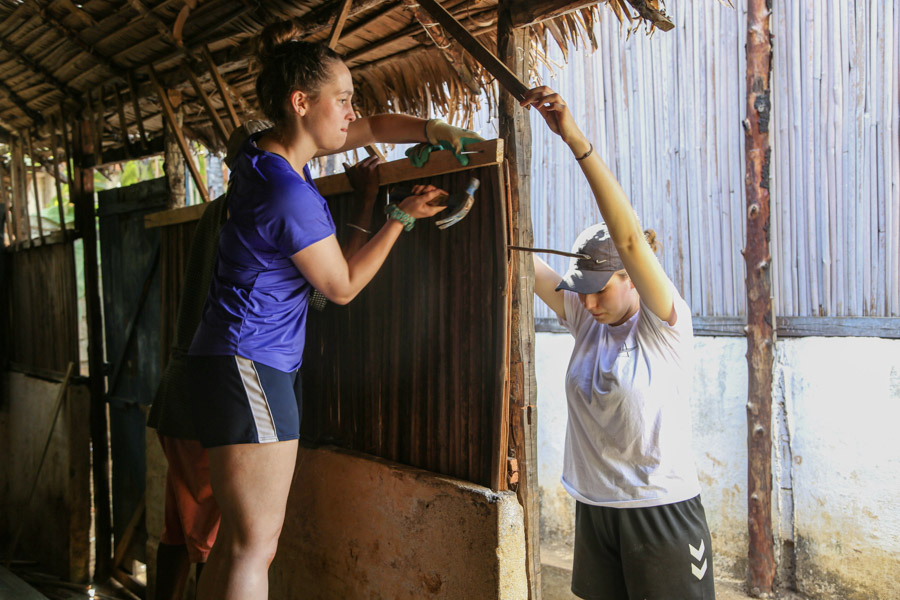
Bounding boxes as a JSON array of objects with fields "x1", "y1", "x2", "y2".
[
  {"x1": 145, "y1": 444, "x2": 528, "y2": 599},
  {"x1": 0, "y1": 372, "x2": 91, "y2": 582},
  {"x1": 535, "y1": 332, "x2": 900, "y2": 599}
]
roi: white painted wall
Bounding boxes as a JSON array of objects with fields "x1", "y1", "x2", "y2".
[{"x1": 535, "y1": 332, "x2": 900, "y2": 599}]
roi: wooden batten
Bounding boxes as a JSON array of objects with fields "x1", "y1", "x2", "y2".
[
  {"x1": 148, "y1": 66, "x2": 211, "y2": 204},
  {"x1": 50, "y1": 120, "x2": 66, "y2": 233},
  {"x1": 145, "y1": 139, "x2": 505, "y2": 229},
  {"x1": 202, "y1": 46, "x2": 241, "y2": 130},
  {"x1": 184, "y1": 63, "x2": 229, "y2": 147}
]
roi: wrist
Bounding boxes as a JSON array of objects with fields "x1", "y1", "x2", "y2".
[
  {"x1": 565, "y1": 134, "x2": 590, "y2": 157},
  {"x1": 384, "y1": 203, "x2": 416, "y2": 231}
]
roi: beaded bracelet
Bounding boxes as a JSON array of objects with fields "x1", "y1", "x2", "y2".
[{"x1": 384, "y1": 204, "x2": 416, "y2": 231}]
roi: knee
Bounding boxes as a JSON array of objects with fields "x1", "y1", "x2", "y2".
[{"x1": 222, "y1": 522, "x2": 283, "y2": 566}]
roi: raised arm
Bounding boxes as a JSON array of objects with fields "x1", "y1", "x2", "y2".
[
  {"x1": 521, "y1": 87, "x2": 675, "y2": 324},
  {"x1": 321, "y1": 115, "x2": 485, "y2": 156}
]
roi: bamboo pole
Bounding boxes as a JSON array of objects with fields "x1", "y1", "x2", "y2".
[{"x1": 744, "y1": 0, "x2": 776, "y2": 595}]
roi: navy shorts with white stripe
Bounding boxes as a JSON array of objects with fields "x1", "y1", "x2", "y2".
[{"x1": 187, "y1": 355, "x2": 303, "y2": 448}]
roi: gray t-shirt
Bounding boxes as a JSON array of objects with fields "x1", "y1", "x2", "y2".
[{"x1": 558, "y1": 284, "x2": 701, "y2": 508}]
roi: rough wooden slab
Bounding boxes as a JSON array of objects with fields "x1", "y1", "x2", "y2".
[
  {"x1": 0, "y1": 566, "x2": 50, "y2": 600},
  {"x1": 144, "y1": 139, "x2": 505, "y2": 228}
]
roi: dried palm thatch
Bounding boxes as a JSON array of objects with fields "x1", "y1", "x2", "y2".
[{"x1": 0, "y1": 0, "x2": 675, "y2": 164}]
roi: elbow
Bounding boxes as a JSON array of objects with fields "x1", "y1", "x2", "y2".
[
  {"x1": 324, "y1": 289, "x2": 357, "y2": 305},
  {"x1": 614, "y1": 231, "x2": 642, "y2": 257}
]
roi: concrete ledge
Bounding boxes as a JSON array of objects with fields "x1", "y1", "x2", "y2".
[{"x1": 270, "y1": 445, "x2": 527, "y2": 599}]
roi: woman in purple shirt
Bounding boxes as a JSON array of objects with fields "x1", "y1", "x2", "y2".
[{"x1": 188, "y1": 20, "x2": 482, "y2": 599}]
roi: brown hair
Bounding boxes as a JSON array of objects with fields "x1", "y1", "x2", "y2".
[{"x1": 254, "y1": 20, "x2": 343, "y2": 125}]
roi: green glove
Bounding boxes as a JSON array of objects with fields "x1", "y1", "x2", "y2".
[
  {"x1": 405, "y1": 137, "x2": 483, "y2": 167},
  {"x1": 425, "y1": 119, "x2": 485, "y2": 153}
]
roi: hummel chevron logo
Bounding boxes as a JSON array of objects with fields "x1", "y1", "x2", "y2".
[
  {"x1": 689, "y1": 540, "x2": 707, "y2": 580},
  {"x1": 689, "y1": 540, "x2": 705, "y2": 561}
]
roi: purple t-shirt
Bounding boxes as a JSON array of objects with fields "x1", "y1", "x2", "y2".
[{"x1": 189, "y1": 132, "x2": 336, "y2": 372}]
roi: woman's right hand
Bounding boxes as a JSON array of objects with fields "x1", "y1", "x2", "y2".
[
  {"x1": 521, "y1": 86, "x2": 584, "y2": 146},
  {"x1": 398, "y1": 184, "x2": 448, "y2": 219}
]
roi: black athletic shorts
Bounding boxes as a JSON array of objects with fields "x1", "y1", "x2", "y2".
[
  {"x1": 572, "y1": 495, "x2": 715, "y2": 600},
  {"x1": 187, "y1": 354, "x2": 303, "y2": 448}
]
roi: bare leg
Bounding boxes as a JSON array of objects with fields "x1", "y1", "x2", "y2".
[
  {"x1": 196, "y1": 440, "x2": 297, "y2": 600},
  {"x1": 155, "y1": 542, "x2": 190, "y2": 600}
]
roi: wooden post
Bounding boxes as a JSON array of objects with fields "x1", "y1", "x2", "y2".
[
  {"x1": 744, "y1": 0, "x2": 776, "y2": 595},
  {"x1": 0, "y1": 163, "x2": 12, "y2": 244},
  {"x1": 497, "y1": 1, "x2": 540, "y2": 598},
  {"x1": 24, "y1": 129, "x2": 45, "y2": 241},
  {"x1": 59, "y1": 104, "x2": 76, "y2": 208},
  {"x1": 71, "y1": 117, "x2": 113, "y2": 580}
]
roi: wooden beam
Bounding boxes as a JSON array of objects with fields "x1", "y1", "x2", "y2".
[
  {"x1": 10, "y1": 135, "x2": 30, "y2": 240},
  {"x1": 148, "y1": 66, "x2": 211, "y2": 204},
  {"x1": 509, "y1": 0, "x2": 599, "y2": 28},
  {"x1": 744, "y1": 0, "x2": 775, "y2": 595},
  {"x1": 402, "y1": 0, "x2": 482, "y2": 95},
  {"x1": 327, "y1": 0, "x2": 355, "y2": 50},
  {"x1": 497, "y1": 1, "x2": 540, "y2": 597},
  {"x1": 184, "y1": 63, "x2": 229, "y2": 147},
  {"x1": 202, "y1": 46, "x2": 241, "y2": 130},
  {"x1": 24, "y1": 129, "x2": 44, "y2": 241},
  {"x1": 71, "y1": 117, "x2": 113, "y2": 580},
  {"x1": 416, "y1": 0, "x2": 529, "y2": 101}
]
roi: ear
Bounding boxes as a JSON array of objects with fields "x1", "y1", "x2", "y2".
[{"x1": 288, "y1": 89, "x2": 309, "y2": 117}]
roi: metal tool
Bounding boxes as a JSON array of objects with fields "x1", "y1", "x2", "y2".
[
  {"x1": 388, "y1": 177, "x2": 480, "y2": 229},
  {"x1": 508, "y1": 245, "x2": 597, "y2": 261}
]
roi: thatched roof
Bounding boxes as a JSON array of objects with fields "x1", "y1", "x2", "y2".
[{"x1": 0, "y1": 0, "x2": 673, "y2": 163}]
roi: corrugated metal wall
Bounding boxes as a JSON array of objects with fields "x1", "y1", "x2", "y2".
[{"x1": 529, "y1": 0, "x2": 899, "y2": 320}]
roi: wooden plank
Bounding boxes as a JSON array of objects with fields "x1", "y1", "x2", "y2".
[
  {"x1": 510, "y1": 0, "x2": 600, "y2": 28},
  {"x1": 148, "y1": 66, "x2": 211, "y2": 204},
  {"x1": 315, "y1": 139, "x2": 503, "y2": 197},
  {"x1": 144, "y1": 202, "x2": 207, "y2": 229},
  {"x1": 202, "y1": 45, "x2": 241, "y2": 130}
]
